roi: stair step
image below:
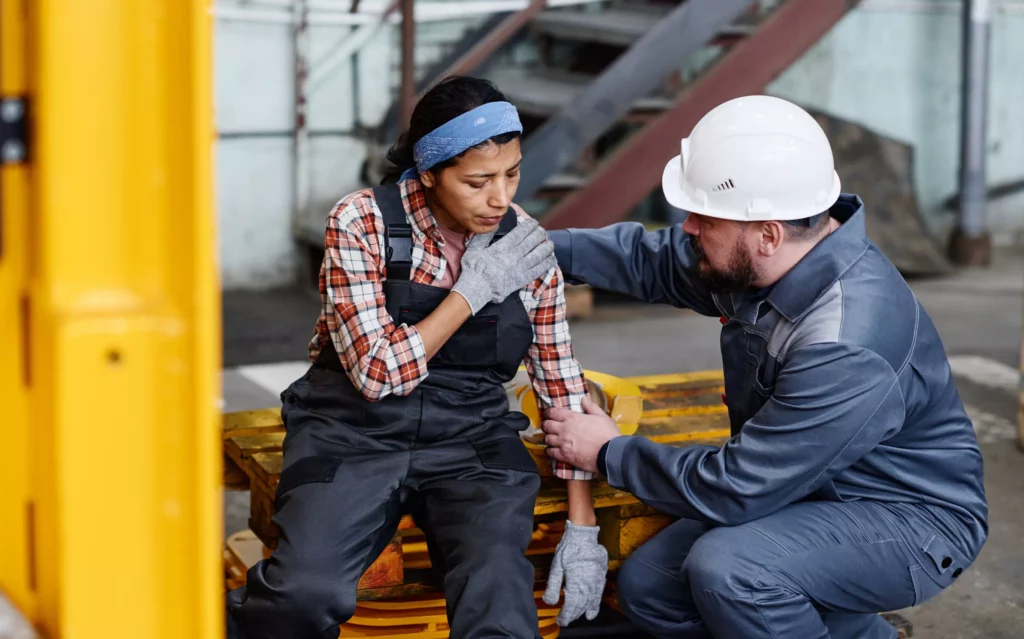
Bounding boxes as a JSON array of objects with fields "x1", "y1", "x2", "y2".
[
  {"x1": 532, "y1": 8, "x2": 663, "y2": 48},
  {"x1": 542, "y1": 171, "x2": 588, "y2": 191},
  {"x1": 488, "y1": 67, "x2": 670, "y2": 118},
  {"x1": 532, "y1": 6, "x2": 757, "y2": 47},
  {"x1": 488, "y1": 67, "x2": 588, "y2": 117}
]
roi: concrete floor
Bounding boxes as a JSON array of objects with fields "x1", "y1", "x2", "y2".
[{"x1": 222, "y1": 249, "x2": 1024, "y2": 638}]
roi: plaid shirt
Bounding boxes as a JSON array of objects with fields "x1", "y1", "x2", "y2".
[{"x1": 308, "y1": 178, "x2": 592, "y2": 481}]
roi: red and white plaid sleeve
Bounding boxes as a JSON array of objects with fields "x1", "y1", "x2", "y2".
[
  {"x1": 515, "y1": 212, "x2": 592, "y2": 481},
  {"x1": 321, "y1": 191, "x2": 429, "y2": 401}
]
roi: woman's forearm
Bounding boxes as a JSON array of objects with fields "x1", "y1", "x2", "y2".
[
  {"x1": 567, "y1": 479, "x2": 597, "y2": 527},
  {"x1": 415, "y1": 292, "x2": 473, "y2": 359}
]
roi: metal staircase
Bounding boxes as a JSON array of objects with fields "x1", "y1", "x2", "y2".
[{"x1": 365, "y1": 0, "x2": 863, "y2": 229}]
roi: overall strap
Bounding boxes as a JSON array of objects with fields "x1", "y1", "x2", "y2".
[
  {"x1": 489, "y1": 208, "x2": 519, "y2": 245},
  {"x1": 372, "y1": 184, "x2": 413, "y2": 281}
]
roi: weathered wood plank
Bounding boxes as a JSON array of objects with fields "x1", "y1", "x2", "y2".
[
  {"x1": 223, "y1": 454, "x2": 251, "y2": 491},
  {"x1": 598, "y1": 505, "x2": 674, "y2": 560},
  {"x1": 226, "y1": 369, "x2": 731, "y2": 595},
  {"x1": 356, "y1": 537, "x2": 404, "y2": 590},
  {"x1": 222, "y1": 407, "x2": 283, "y2": 437},
  {"x1": 251, "y1": 452, "x2": 283, "y2": 491},
  {"x1": 229, "y1": 432, "x2": 286, "y2": 454}
]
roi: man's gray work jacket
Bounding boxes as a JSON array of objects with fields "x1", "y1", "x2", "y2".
[{"x1": 549, "y1": 194, "x2": 988, "y2": 560}]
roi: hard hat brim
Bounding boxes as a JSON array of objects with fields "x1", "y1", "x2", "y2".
[
  {"x1": 661, "y1": 155, "x2": 698, "y2": 213},
  {"x1": 661, "y1": 155, "x2": 842, "y2": 222}
]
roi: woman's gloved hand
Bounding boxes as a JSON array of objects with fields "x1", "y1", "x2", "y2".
[
  {"x1": 451, "y1": 217, "x2": 556, "y2": 314},
  {"x1": 543, "y1": 521, "x2": 609, "y2": 627}
]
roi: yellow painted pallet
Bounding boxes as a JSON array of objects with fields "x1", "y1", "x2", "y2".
[
  {"x1": 222, "y1": 369, "x2": 729, "y2": 496},
  {"x1": 225, "y1": 531, "x2": 561, "y2": 638},
  {"x1": 222, "y1": 370, "x2": 730, "y2": 597}
]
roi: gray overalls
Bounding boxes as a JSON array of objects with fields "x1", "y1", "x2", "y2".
[{"x1": 227, "y1": 185, "x2": 543, "y2": 639}]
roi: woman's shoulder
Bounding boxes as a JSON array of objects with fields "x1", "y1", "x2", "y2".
[
  {"x1": 509, "y1": 202, "x2": 533, "y2": 223},
  {"x1": 327, "y1": 187, "x2": 386, "y2": 239}
]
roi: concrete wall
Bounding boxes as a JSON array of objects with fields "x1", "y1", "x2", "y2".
[
  {"x1": 213, "y1": 1, "x2": 482, "y2": 288},
  {"x1": 767, "y1": 0, "x2": 1024, "y2": 244},
  {"x1": 214, "y1": 0, "x2": 1024, "y2": 289}
]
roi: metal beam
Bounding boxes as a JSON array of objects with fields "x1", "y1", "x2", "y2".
[
  {"x1": 26, "y1": 1, "x2": 220, "y2": 637},
  {"x1": 516, "y1": 0, "x2": 757, "y2": 202},
  {"x1": 293, "y1": 0, "x2": 312, "y2": 246},
  {"x1": 0, "y1": 0, "x2": 35, "y2": 621},
  {"x1": 949, "y1": 0, "x2": 992, "y2": 266},
  {"x1": 400, "y1": 0, "x2": 416, "y2": 128},
  {"x1": 539, "y1": 0, "x2": 858, "y2": 230}
]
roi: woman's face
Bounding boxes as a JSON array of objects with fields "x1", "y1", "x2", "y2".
[{"x1": 421, "y1": 137, "x2": 522, "y2": 235}]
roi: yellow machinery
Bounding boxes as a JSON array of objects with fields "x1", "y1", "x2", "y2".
[{"x1": 0, "y1": 1, "x2": 222, "y2": 637}]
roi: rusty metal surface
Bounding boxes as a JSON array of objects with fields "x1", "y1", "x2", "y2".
[
  {"x1": 538, "y1": 0, "x2": 858, "y2": 230},
  {"x1": 516, "y1": 0, "x2": 756, "y2": 202}
]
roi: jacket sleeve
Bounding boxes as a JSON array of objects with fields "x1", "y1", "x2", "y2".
[
  {"x1": 548, "y1": 223, "x2": 719, "y2": 316},
  {"x1": 602, "y1": 342, "x2": 906, "y2": 525}
]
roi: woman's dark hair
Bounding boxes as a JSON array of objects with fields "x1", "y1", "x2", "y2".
[{"x1": 380, "y1": 75, "x2": 521, "y2": 185}]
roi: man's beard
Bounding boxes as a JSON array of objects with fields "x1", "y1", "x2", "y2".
[{"x1": 691, "y1": 236, "x2": 759, "y2": 293}]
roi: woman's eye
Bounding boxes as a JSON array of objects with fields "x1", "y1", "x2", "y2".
[
  {"x1": 507, "y1": 170, "x2": 520, "y2": 179},
  {"x1": 468, "y1": 182, "x2": 486, "y2": 189}
]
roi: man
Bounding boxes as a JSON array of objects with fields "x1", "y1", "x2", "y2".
[{"x1": 541, "y1": 95, "x2": 987, "y2": 638}]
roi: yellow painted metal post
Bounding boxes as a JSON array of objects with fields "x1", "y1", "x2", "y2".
[
  {"x1": 2, "y1": 1, "x2": 222, "y2": 637},
  {"x1": 0, "y1": 0, "x2": 35, "y2": 622}
]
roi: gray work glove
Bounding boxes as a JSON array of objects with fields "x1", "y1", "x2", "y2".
[
  {"x1": 451, "y1": 216, "x2": 556, "y2": 314},
  {"x1": 543, "y1": 521, "x2": 609, "y2": 626}
]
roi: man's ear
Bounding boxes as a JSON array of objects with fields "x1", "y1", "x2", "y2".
[{"x1": 759, "y1": 221, "x2": 785, "y2": 257}]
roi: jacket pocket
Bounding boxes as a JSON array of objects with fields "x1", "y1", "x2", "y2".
[
  {"x1": 469, "y1": 435, "x2": 540, "y2": 474},
  {"x1": 905, "y1": 530, "x2": 966, "y2": 605},
  {"x1": 920, "y1": 532, "x2": 965, "y2": 584},
  {"x1": 283, "y1": 379, "x2": 366, "y2": 429},
  {"x1": 275, "y1": 456, "x2": 343, "y2": 507},
  {"x1": 910, "y1": 563, "x2": 943, "y2": 606}
]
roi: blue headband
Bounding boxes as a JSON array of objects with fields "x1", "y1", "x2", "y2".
[{"x1": 399, "y1": 101, "x2": 523, "y2": 181}]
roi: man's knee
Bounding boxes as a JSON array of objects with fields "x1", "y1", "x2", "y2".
[
  {"x1": 616, "y1": 553, "x2": 658, "y2": 617},
  {"x1": 685, "y1": 526, "x2": 767, "y2": 597},
  {"x1": 617, "y1": 550, "x2": 702, "y2": 635}
]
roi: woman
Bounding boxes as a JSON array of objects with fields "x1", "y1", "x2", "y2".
[{"x1": 227, "y1": 76, "x2": 608, "y2": 639}]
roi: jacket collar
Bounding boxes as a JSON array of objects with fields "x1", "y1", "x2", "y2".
[
  {"x1": 730, "y1": 194, "x2": 869, "y2": 323},
  {"x1": 400, "y1": 177, "x2": 440, "y2": 238}
]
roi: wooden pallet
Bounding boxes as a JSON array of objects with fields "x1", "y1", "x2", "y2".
[
  {"x1": 222, "y1": 370, "x2": 730, "y2": 599},
  {"x1": 226, "y1": 530, "x2": 562, "y2": 638}
]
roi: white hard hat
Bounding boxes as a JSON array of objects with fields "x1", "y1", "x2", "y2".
[{"x1": 661, "y1": 95, "x2": 841, "y2": 222}]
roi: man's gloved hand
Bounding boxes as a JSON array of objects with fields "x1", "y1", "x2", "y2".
[
  {"x1": 543, "y1": 521, "x2": 609, "y2": 627},
  {"x1": 451, "y1": 217, "x2": 556, "y2": 314}
]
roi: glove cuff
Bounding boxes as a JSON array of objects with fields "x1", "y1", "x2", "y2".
[
  {"x1": 563, "y1": 520, "x2": 600, "y2": 544},
  {"x1": 450, "y1": 281, "x2": 484, "y2": 315}
]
